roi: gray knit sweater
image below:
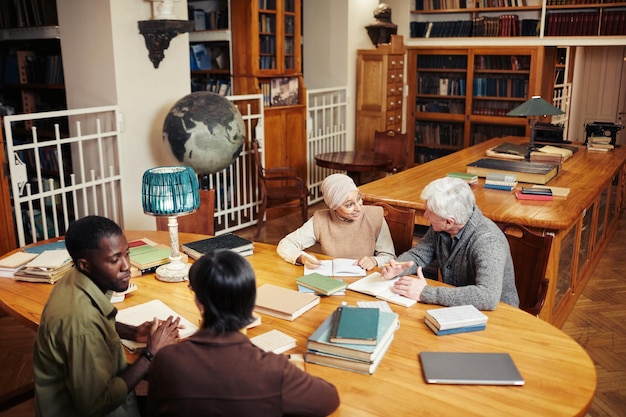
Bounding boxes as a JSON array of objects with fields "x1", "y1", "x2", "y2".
[{"x1": 397, "y1": 207, "x2": 519, "y2": 310}]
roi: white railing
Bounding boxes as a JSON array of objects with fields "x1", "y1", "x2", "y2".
[
  {"x1": 4, "y1": 89, "x2": 347, "y2": 241},
  {"x1": 4, "y1": 106, "x2": 123, "y2": 247},
  {"x1": 553, "y1": 83, "x2": 572, "y2": 141},
  {"x1": 306, "y1": 87, "x2": 348, "y2": 204}
]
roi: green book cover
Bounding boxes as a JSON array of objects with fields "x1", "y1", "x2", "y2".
[
  {"x1": 329, "y1": 306, "x2": 379, "y2": 345},
  {"x1": 296, "y1": 273, "x2": 347, "y2": 295},
  {"x1": 129, "y1": 246, "x2": 171, "y2": 268}
]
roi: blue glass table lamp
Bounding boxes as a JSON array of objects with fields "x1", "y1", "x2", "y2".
[{"x1": 142, "y1": 166, "x2": 200, "y2": 282}]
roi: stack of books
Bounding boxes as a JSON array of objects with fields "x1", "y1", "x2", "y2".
[
  {"x1": 515, "y1": 187, "x2": 554, "y2": 201},
  {"x1": 483, "y1": 173, "x2": 517, "y2": 191},
  {"x1": 0, "y1": 252, "x2": 38, "y2": 278},
  {"x1": 305, "y1": 305, "x2": 399, "y2": 374},
  {"x1": 13, "y1": 249, "x2": 73, "y2": 284},
  {"x1": 181, "y1": 233, "x2": 254, "y2": 260},
  {"x1": 587, "y1": 135, "x2": 614, "y2": 152},
  {"x1": 424, "y1": 305, "x2": 488, "y2": 336},
  {"x1": 446, "y1": 172, "x2": 478, "y2": 185},
  {"x1": 129, "y1": 238, "x2": 173, "y2": 275}
]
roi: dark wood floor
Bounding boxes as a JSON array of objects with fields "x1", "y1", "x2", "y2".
[{"x1": 1, "y1": 203, "x2": 624, "y2": 416}]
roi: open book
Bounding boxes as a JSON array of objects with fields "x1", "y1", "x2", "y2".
[
  {"x1": 304, "y1": 258, "x2": 366, "y2": 277},
  {"x1": 116, "y1": 299, "x2": 199, "y2": 352},
  {"x1": 347, "y1": 272, "x2": 416, "y2": 307}
]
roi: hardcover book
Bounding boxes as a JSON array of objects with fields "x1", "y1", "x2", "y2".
[
  {"x1": 181, "y1": 233, "x2": 254, "y2": 260},
  {"x1": 424, "y1": 319, "x2": 486, "y2": 336},
  {"x1": 254, "y1": 284, "x2": 320, "y2": 321},
  {"x1": 295, "y1": 273, "x2": 347, "y2": 296},
  {"x1": 329, "y1": 306, "x2": 380, "y2": 345},
  {"x1": 424, "y1": 305, "x2": 488, "y2": 331},
  {"x1": 129, "y1": 244, "x2": 171, "y2": 270},
  {"x1": 250, "y1": 329, "x2": 297, "y2": 354},
  {"x1": 514, "y1": 190, "x2": 554, "y2": 201},
  {"x1": 305, "y1": 333, "x2": 394, "y2": 375},
  {"x1": 466, "y1": 158, "x2": 558, "y2": 185},
  {"x1": 306, "y1": 310, "x2": 399, "y2": 363}
]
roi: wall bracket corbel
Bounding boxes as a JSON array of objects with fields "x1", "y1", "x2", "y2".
[{"x1": 138, "y1": 20, "x2": 194, "y2": 68}]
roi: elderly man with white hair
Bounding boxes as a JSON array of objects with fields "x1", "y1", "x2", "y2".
[{"x1": 277, "y1": 173, "x2": 395, "y2": 271}]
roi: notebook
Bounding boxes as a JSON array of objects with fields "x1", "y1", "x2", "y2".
[{"x1": 419, "y1": 352, "x2": 525, "y2": 386}]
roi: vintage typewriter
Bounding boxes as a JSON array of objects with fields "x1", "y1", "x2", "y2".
[{"x1": 584, "y1": 121, "x2": 623, "y2": 146}]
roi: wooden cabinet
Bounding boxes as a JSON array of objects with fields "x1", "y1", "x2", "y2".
[
  {"x1": 407, "y1": 46, "x2": 556, "y2": 164},
  {"x1": 355, "y1": 36, "x2": 405, "y2": 153},
  {"x1": 230, "y1": 0, "x2": 307, "y2": 178},
  {"x1": 188, "y1": 0, "x2": 232, "y2": 93},
  {"x1": 409, "y1": 0, "x2": 626, "y2": 39}
]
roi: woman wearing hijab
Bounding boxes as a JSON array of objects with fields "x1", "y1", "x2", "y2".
[{"x1": 277, "y1": 173, "x2": 395, "y2": 271}]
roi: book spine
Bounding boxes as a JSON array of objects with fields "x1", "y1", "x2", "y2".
[{"x1": 483, "y1": 183, "x2": 515, "y2": 191}]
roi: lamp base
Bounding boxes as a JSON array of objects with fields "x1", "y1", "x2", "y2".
[{"x1": 155, "y1": 262, "x2": 191, "y2": 282}]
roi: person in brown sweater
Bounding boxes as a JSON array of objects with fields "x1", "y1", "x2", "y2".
[
  {"x1": 146, "y1": 249, "x2": 340, "y2": 417},
  {"x1": 277, "y1": 173, "x2": 395, "y2": 271}
]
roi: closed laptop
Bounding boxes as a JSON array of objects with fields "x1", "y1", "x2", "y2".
[{"x1": 419, "y1": 352, "x2": 525, "y2": 386}]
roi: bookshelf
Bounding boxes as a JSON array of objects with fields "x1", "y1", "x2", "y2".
[
  {"x1": 409, "y1": 0, "x2": 626, "y2": 39},
  {"x1": 407, "y1": 46, "x2": 556, "y2": 164},
  {"x1": 188, "y1": 0, "x2": 232, "y2": 94},
  {"x1": 230, "y1": 0, "x2": 307, "y2": 178}
]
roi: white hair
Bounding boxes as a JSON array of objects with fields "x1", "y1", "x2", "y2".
[{"x1": 421, "y1": 177, "x2": 475, "y2": 225}]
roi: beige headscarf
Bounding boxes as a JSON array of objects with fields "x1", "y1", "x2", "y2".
[{"x1": 321, "y1": 174, "x2": 358, "y2": 210}]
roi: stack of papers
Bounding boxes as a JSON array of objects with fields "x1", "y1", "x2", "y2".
[
  {"x1": 13, "y1": 249, "x2": 73, "y2": 284},
  {"x1": 0, "y1": 252, "x2": 39, "y2": 278}
]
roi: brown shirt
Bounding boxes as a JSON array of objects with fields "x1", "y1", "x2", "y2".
[{"x1": 147, "y1": 330, "x2": 339, "y2": 417}]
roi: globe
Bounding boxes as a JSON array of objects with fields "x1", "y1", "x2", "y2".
[{"x1": 163, "y1": 91, "x2": 245, "y2": 175}]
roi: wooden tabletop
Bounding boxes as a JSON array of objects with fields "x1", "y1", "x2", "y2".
[
  {"x1": 0, "y1": 231, "x2": 596, "y2": 416},
  {"x1": 359, "y1": 136, "x2": 626, "y2": 230},
  {"x1": 315, "y1": 151, "x2": 392, "y2": 173}
]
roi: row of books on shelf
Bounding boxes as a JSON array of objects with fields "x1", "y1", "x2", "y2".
[
  {"x1": 192, "y1": 77, "x2": 231, "y2": 96},
  {"x1": 415, "y1": 122, "x2": 464, "y2": 146},
  {"x1": 545, "y1": 11, "x2": 600, "y2": 36},
  {"x1": 2, "y1": 53, "x2": 64, "y2": 85},
  {"x1": 473, "y1": 77, "x2": 528, "y2": 98},
  {"x1": 410, "y1": 18, "x2": 539, "y2": 38},
  {"x1": 418, "y1": 77, "x2": 467, "y2": 96},
  {"x1": 475, "y1": 54, "x2": 530, "y2": 71},
  {"x1": 190, "y1": 8, "x2": 228, "y2": 31},
  {"x1": 258, "y1": 14, "x2": 275, "y2": 33},
  {"x1": 417, "y1": 55, "x2": 467, "y2": 69},
  {"x1": 190, "y1": 44, "x2": 229, "y2": 71},
  {"x1": 472, "y1": 103, "x2": 518, "y2": 116},
  {"x1": 416, "y1": 99, "x2": 465, "y2": 114},
  {"x1": 546, "y1": 0, "x2": 622, "y2": 5},
  {"x1": 414, "y1": 0, "x2": 527, "y2": 9},
  {"x1": 0, "y1": 0, "x2": 58, "y2": 29}
]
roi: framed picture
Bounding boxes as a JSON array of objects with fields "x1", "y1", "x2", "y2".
[{"x1": 270, "y1": 77, "x2": 299, "y2": 106}]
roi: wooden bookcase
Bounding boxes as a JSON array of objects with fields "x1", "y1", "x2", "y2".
[
  {"x1": 355, "y1": 36, "x2": 406, "y2": 154},
  {"x1": 188, "y1": 0, "x2": 232, "y2": 93},
  {"x1": 230, "y1": 0, "x2": 307, "y2": 179},
  {"x1": 409, "y1": 0, "x2": 626, "y2": 39},
  {"x1": 407, "y1": 46, "x2": 556, "y2": 164}
]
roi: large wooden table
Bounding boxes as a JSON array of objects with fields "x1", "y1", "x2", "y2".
[
  {"x1": 359, "y1": 136, "x2": 626, "y2": 327},
  {"x1": 0, "y1": 231, "x2": 596, "y2": 416}
]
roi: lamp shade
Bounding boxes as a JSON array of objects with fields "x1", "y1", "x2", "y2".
[
  {"x1": 507, "y1": 96, "x2": 565, "y2": 117},
  {"x1": 142, "y1": 166, "x2": 200, "y2": 216}
]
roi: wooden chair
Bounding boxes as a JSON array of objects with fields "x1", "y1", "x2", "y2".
[
  {"x1": 156, "y1": 188, "x2": 215, "y2": 236},
  {"x1": 373, "y1": 130, "x2": 409, "y2": 174},
  {"x1": 499, "y1": 223, "x2": 553, "y2": 316},
  {"x1": 368, "y1": 201, "x2": 416, "y2": 255},
  {"x1": 251, "y1": 139, "x2": 308, "y2": 238}
]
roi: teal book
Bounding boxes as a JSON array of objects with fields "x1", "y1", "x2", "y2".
[
  {"x1": 329, "y1": 306, "x2": 379, "y2": 345},
  {"x1": 296, "y1": 273, "x2": 347, "y2": 296},
  {"x1": 307, "y1": 310, "x2": 398, "y2": 362},
  {"x1": 424, "y1": 319, "x2": 486, "y2": 336}
]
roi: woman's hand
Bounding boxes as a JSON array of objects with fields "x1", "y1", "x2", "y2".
[
  {"x1": 381, "y1": 259, "x2": 414, "y2": 279},
  {"x1": 299, "y1": 253, "x2": 322, "y2": 270},
  {"x1": 356, "y1": 256, "x2": 377, "y2": 271}
]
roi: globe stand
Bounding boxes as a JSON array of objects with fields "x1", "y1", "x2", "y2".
[{"x1": 156, "y1": 216, "x2": 191, "y2": 282}]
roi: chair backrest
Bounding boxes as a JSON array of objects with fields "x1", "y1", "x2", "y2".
[
  {"x1": 157, "y1": 188, "x2": 215, "y2": 236},
  {"x1": 373, "y1": 130, "x2": 409, "y2": 173},
  {"x1": 498, "y1": 223, "x2": 553, "y2": 316},
  {"x1": 369, "y1": 201, "x2": 416, "y2": 255}
]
